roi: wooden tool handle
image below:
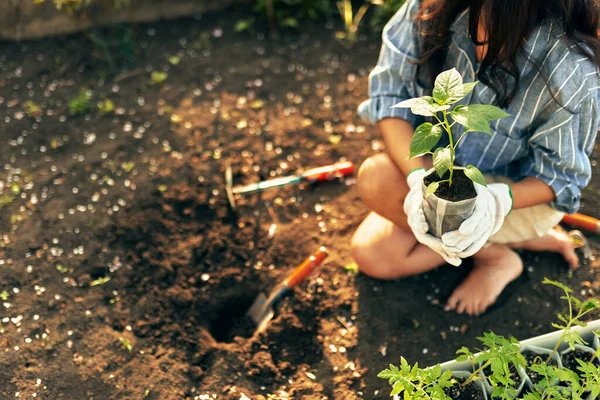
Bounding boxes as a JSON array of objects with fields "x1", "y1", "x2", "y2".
[
  {"x1": 562, "y1": 213, "x2": 600, "y2": 234},
  {"x1": 285, "y1": 247, "x2": 328, "y2": 288}
]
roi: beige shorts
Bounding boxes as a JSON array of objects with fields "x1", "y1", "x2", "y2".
[{"x1": 486, "y1": 176, "x2": 565, "y2": 244}]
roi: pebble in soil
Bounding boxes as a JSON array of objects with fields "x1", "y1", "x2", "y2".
[
  {"x1": 522, "y1": 350, "x2": 558, "y2": 385},
  {"x1": 443, "y1": 378, "x2": 486, "y2": 400}
]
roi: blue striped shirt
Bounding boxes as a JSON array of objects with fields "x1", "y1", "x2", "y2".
[{"x1": 358, "y1": 0, "x2": 600, "y2": 214}]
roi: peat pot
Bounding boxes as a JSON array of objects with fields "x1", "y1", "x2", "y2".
[{"x1": 421, "y1": 167, "x2": 477, "y2": 238}]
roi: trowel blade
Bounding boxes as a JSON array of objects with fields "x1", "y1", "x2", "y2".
[{"x1": 246, "y1": 292, "x2": 272, "y2": 325}]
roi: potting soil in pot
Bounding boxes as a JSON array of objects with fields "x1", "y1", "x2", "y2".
[
  {"x1": 443, "y1": 378, "x2": 486, "y2": 400},
  {"x1": 522, "y1": 350, "x2": 558, "y2": 385},
  {"x1": 423, "y1": 169, "x2": 477, "y2": 202},
  {"x1": 561, "y1": 348, "x2": 600, "y2": 370}
]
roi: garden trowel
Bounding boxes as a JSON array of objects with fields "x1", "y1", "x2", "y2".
[
  {"x1": 247, "y1": 246, "x2": 328, "y2": 334},
  {"x1": 225, "y1": 161, "x2": 355, "y2": 211}
]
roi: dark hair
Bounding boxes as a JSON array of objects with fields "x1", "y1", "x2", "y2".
[{"x1": 415, "y1": 0, "x2": 600, "y2": 107}]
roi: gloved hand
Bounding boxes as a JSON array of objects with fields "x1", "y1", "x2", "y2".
[
  {"x1": 441, "y1": 183, "x2": 513, "y2": 258},
  {"x1": 404, "y1": 168, "x2": 462, "y2": 266}
]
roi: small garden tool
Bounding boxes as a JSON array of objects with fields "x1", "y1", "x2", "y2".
[
  {"x1": 561, "y1": 213, "x2": 600, "y2": 234},
  {"x1": 247, "y1": 246, "x2": 328, "y2": 334},
  {"x1": 225, "y1": 161, "x2": 355, "y2": 210}
]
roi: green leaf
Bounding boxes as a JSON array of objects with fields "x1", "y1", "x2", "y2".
[
  {"x1": 410, "y1": 123, "x2": 443, "y2": 158},
  {"x1": 433, "y1": 68, "x2": 464, "y2": 104},
  {"x1": 542, "y1": 278, "x2": 574, "y2": 294},
  {"x1": 90, "y1": 276, "x2": 111, "y2": 287},
  {"x1": 150, "y1": 71, "x2": 168, "y2": 85},
  {"x1": 451, "y1": 105, "x2": 492, "y2": 134},
  {"x1": 464, "y1": 165, "x2": 487, "y2": 187},
  {"x1": 468, "y1": 104, "x2": 510, "y2": 121},
  {"x1": 581, "y1": 299, "x2": 600, "y2": 312},
  {"x1": 460, "y1": 82, "x2": 479, "y2": 98},
  {"x1": 393, "y1": 97, "x2": 450, "y2": 117},
  {"x1": 433, "y1": 148, "x2": 452, "y2": 178},
  {"x1": 56, "y1": 264, "x2": 68, "y2": 274},
  {"x1": 425, "y1": 182, "x2": 440, "y2": 197},
  {"x1": 235, "y1": 18, "x2": 254, "y2": 32},
  {"x1": 118, "y1": 337, "x2": 133, "y2": 352}
]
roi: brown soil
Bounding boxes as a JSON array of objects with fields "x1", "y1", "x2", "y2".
[
  {"x1": 0, "y1": 5, "x2": 599, "y2": 400},
  {"x1": 443, "y1": 377, "x2": 486, "y2": 400},
  {"x1": 424, "y1": 169, "x2": 477, "y2": 202}
]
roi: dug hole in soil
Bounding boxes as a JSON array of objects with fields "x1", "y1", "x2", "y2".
[{"x1": 0, "y1": 5, "x2": 600, "y2": 400}]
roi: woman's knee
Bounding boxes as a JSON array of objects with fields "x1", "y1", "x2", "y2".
[
  {"x1": 357, "y1": 153, "x2": 405, "y2": 206},
  {"x1": 350, "y1": 233, "x2": 407, "y2": 280}
]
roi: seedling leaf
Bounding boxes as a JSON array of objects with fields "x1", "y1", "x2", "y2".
[
  {"x1": 542, "y1": 278, "x2": 573, "y2": 293},
  {"x1": 393, "y1": 97, "x2": 450, "y2": 117},
  {"x1": 342, "y1": 263, "x2": 359, "y2": 275},
  {"x1": 451, "y1": 105, "x2": 492, "y2": 134},
  {"x1": 433, "y1": 68, "x2": 464, "y2": 104},
  {"x1": 425, "y1": 182, "x2": 440, "y2": 197},
  {"x1": 433, "y1": 147, "x2": 452, "y2": 178},
  {"x1": 118, "y1": 337, "x2": 133, "y2": 352},
  {"x1": 410, "y1": 123, "x2": 443, "y2": 158},
  {"x1": 464, "y1": 165, "x2": 487, "y2": 187},
  {"x1": 90, "y1": 276, "x2": 111, "y2": 287},
  {"x1": 460, "y1": 82, "x2": 479, "y2": 98},
  {"x1": 150, "y1": 71, "x2": 168, "y2": 85},
  {"x1": 468, "y1": 104, "x2": 510, "y2": 121}
]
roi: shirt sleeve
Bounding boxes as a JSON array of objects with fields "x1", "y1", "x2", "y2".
[
  {"x1": 520, "y1": 95, "x2": 598, "y2": 214},
  {"x1": 357, "y1": 0, "x2": 422, "y2": 126}
]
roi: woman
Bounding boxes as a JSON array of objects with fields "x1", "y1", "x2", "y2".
[{"x1": 352, "y1": 0, "x2": 600, "y2": 315}]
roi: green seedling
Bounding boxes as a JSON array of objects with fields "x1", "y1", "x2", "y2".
[
  {"x1": 90, "y1": 276, "x2": 111, "y2": 286},
  {"x1": 379, "y1": 358, "x2": 454, "y2": 398},
  {"x1": 98, "y1": 99, "x2": 115, "y2": 115},
  {"x1": 0, "y1": 290, "x2": 9, "y2": 301},
  {"x1": 150, "y1": 71, "x2": 168, "y2": 85},
  {"x1": 543, "y1": 278, "x2": 600, "y2": 358},
  {"x1": 0, "y1": 193, "x2": 15, "y2": 209},
  {"x1": 56, "y1": 264, "x2": 69, "y2": 274},
  {"x1": 118, "y1": 337, "x2": 133, "y2": 352},
  {"x1": 24, "y1": 101, "x2": 42, "y2": 117},
  {"x1": 69, "y1": 89, "x2": 93, "y2": 116},
  {"x1": 379, "y1": 279, "x2": 600, "y2": 399},
  {"x1": 336, "y1": 0, "x2": 370, "y2": 44},
  {"x1": 168, "y1": 55, "x2": 181, "y2": 65},
  {"x1": 394, "y1": 68, "x2": 509, "y2": 196},
  {"x1": 235, "y1": 19, "x2": 255, "y2": 32},
  {"x1": 342, "y1": 262, "x2": 359, "y2": 275}
]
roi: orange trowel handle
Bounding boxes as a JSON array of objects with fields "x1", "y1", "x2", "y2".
[
  {"x1": 562, "y1": 213, "x2": 600, "y2": 234},
  {"x1": 285, "y1": 247, "x2": 328, "y2": 288}
]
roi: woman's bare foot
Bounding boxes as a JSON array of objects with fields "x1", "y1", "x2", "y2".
[{"x1": 445, "y1": 245, "x2": 523, "y2": 316}]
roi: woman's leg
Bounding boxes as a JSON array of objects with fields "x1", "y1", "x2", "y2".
[{"x1": 350, "y1": 153, "x2": 445, "y2": 280}]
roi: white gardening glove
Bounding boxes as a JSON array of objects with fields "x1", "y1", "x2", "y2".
[
  {"x1": 404, "y1": 169, "x2": 462, "y2": 266},
  {"x1": 441, "y1": 183, "x2": 513, "y2": 258}
]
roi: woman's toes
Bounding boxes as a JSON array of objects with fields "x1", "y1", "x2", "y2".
[{"x1": 456, "y1": 300, "x2": 468, "y2": 315}]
